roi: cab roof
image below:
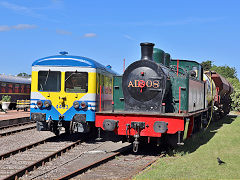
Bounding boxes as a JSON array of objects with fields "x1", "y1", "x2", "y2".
[{"x1": 32, "y1": 55, "x2": 117, "y2": 74}]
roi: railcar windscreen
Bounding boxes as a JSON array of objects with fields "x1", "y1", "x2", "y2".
[
  {"x1": 65, "y1": 72, "x2": 88, "y2": 93},
  {"x1": 38, "y1": 71, "x2": 61, "y2": 92}
]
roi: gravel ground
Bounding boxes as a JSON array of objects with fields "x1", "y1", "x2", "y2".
[
  {"x1": 74, "y1": 146, "x2": 163, "y2": 180},
  {"x1": 0, "y1": 128, "x2": 163, "y2": 180},
  {"x1": 21, "y1": 132, "x2": 131, "y2": 179},
  {"x1": 0, "y1": 135, "x2": 81, "y2": 179},
  {"x1": 0, "y1": 129, "x2": 54, "y2": 155},
  {"x1": 0, "y1": 123, "x2": 35, "y2": 134}
]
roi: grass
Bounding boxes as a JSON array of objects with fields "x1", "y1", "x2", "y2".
[{"x1": 135, "y1": 115, "x2": 240, "y2": 179}]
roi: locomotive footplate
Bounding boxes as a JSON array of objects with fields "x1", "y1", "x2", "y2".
[{"x1": 131, "y1": 122, "x2": 145, "y2": 129}]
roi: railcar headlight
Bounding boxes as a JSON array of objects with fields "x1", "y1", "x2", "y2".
[
  {"x1": 73, "y1": 101, "x2": 80, "y2": 109},
  {"x1": 44, "y1": 100, "x2": 52, "y2": 108},
  {"x1": 37, "y1": 100, "x2": 43, "y2": 108},
  {"x1": 80, "y1": 101, "x2": 88, "y2": 109}
]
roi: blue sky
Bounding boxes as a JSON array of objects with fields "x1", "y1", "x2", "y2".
[{"x1": 0, "y1": 0, "x2": 240, "y2": 79}]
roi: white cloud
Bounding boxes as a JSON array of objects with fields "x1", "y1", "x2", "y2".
[
  {"x1": 83, "y1": 33, "x2": 97, "y2": 38},
  {"x1": 0, "y1": 1, "x2": 30, "y2": 12},
  {"x1": 0, "y1": 24, "x2": 37, "y2": 32},
  {"x1": 0, "y1": 1, "x2": 62, "y2": 22},
  {"x1": 33, "y1": 0, "x2": 64, "y2": 10},
  {"x1": 0, "y1": 25, "x2": 11, "y2": 32},
  {"x1": 85, "y1": 17, "x2": 224, "y2": 27},
  {"x1": 0, "y1": 1, "x2": 40, "y2": 18},
  {"x1": 123, "y1": 34, "x2": 135, "y2": 41},
  {"x1": 13, "y1": 24, "x2": 37, "y2": 30},
  {"x1": 56, "y1": 29, "x2": 72, "y2": 35}
]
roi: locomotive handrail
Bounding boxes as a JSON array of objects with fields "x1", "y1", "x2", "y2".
[{"x1": 169, "y1": 65, "x2": 187, "y2": 75}]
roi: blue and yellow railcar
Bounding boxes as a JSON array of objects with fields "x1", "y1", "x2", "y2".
[{"x1": 30, "y1": 52, "x2": 116, "y2": 135}]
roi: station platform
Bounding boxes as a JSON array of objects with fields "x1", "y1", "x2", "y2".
[
  {"x1": 0, "y1": 110, "x2": 31, "y2": 127},
  {"x1": 0, "y1": 110, "x2": 30, "y2": 121}
]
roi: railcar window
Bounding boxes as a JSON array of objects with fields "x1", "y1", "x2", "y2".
[
  {"x1": 38, "y1": 71, "x2": 61, "y2": 92},
  {"x1": 15, "y1": 84, "x2": 20, "y2": 93},
  {"x1": 65, "y1": 72, "x2": 88, "y2": 93}
]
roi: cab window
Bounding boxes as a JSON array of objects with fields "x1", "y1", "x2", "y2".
[
  {"x1": 38, "y1": 71, "x2": 61, "y2": 92},
  {"x1": 65, "y1": 72, "x2": 88, "y2": 93}
]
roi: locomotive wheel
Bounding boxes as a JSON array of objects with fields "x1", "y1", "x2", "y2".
[
  {"x1": 166, "y1": 132, "x2": 183, "y2": 148},
  {"x1": 192, "y1": 116, "x2": 202, "y2": 134}
]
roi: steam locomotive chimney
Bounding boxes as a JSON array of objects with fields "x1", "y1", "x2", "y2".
[{"x1": 140, "y1": 42, "x2": 155, "y2": 61}]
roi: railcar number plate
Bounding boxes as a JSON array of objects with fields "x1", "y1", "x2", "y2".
[{"x1": 56, "y1": 105, "x2": 69, "y2": 109}]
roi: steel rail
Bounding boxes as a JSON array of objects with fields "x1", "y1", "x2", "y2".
[
  {"x1": 58, "y1": 147, "x2": 166, "y2": 180},
  {"x1": 0, "y1": 121, "x2": 35, "y2": 130},
  {"x1": 57, "y1": 146, "x2": 132, "y2": 180},
  {"x1": 0, "y1": 124, "x2": 36, "y2": 137},
  {"x1": 0, "y1": 136, "x2": 56, "y2": 160},
  {"x1": 3, "y1": 138, "x2": 82, "y2": 180},
  {"x1": 130, "y1": 153, "x2": 165, "y2": 179}
]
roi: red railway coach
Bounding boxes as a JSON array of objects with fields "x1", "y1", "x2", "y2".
[{"x1": 0, "y1": 74, "x2": 31, "y2": 109}]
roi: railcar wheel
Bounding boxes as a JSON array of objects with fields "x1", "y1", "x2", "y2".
[
  {"x1": 53, "y1": 129, "x2": 60, "y2": 136},
  {"x1": 51, "y1": 121, "x2": 60, "y2": 136},
  {"x1": 63, "y1": 121, "x2": 71, "y2": 134}
]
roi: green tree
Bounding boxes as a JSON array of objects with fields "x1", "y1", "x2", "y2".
[
  {"x1": 227, "y1": 78, "x2": 240, "y2": 112},
  {"x1": 211, "y1": 65, "x2": 237, "y2": 79},
  {"x1": 17, "y1": 72, "x2": 31, "y2": 77},
  {"x1": 201, "y1": 60, "x2": 212, "y2": 71}
]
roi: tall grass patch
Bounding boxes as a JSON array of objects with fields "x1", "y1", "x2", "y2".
[{"x1": 135, "y1": 115, "x2": 240, "y2": 179}]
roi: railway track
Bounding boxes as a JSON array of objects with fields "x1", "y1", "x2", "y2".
[
  {"x1": 0, "y1": 133, "x2": 83, "y2": 180},
  {"x1": 58, "y1": 147, "x2": 130, "y2": 180},
  {"x1": 19, "y1": 134, "x2": 164, "y2": 179},
  {"x1": 19, "y1": 132, "x2": 131, "y2": 179},
  {"x1": 0, "y1": 130, "x2": 165, "y2": 179},
  {"x1": 61, "y1": 146, "x2": 165, "y2": 180},
  {"x1": 0, "y1": 121, "x2": 34, "y2": 130},
  {"x1": 0, "y1": 122, "x2": 36, "y2": 137}
]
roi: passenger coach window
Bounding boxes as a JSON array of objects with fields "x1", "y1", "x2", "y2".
[
  {"x1": 65, "y1": 72, "x2": 88, "y2": 93},
  {"x1": 38, "y1": 71, "x2": 61, "y2": 92}
]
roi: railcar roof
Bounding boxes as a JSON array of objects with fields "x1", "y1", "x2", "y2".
[
  {"x1": 0, "y1": 74, "x2": 31, "y2": 84},
  {"x1": 32, "y1": 55, "x2": 117, "y2": 74}
]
